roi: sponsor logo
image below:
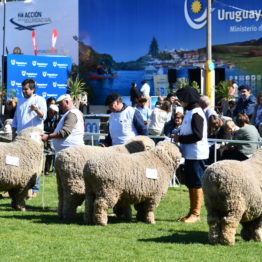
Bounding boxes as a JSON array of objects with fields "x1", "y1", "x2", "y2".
[
  {"x1": 57, "y1": 84, "x2": 67, "y2": 89},
  {"x1": 21, "y1": 70, "x2": 26, "y2": 76},
  {"x1": 11, "y1": 60, "x2": 28, "y2": 67},
  {"x1": 10, "y1": 11, "x2": 52, "y2": 31},
  {"x1": 37, "y1": 83, "x2": 48, "y2": 89},
  {"x1": 42, "y1": 92, "x2": 47, "y2": 98},
  {"x1": 53, "y1": 82, "x2": 57, "y2": 87},
  {"x1": 53, "y1": 61, "x2": 57, "y2": 67},
  {"x1": 32, "y1": 61, "x2": 37, "y2": 66},
  {"x1": 42, "y1": 71, "x2": 47, "y2": 77},
  {"x1": 47, "y1": 73, "x2": 58, "y2": 78},
  {"x1": 11, "y1": 81, "x2": 16, "y2": 86}
]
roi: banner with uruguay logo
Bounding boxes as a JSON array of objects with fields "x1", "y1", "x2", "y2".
[
  {"x1": 7, "y1": 54, "x2": 72, "y2": 100},
  {"x1": 79, "y1": 0, "x2": 262, "y2": 105}
]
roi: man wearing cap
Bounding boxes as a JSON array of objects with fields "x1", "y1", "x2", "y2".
[
  {"x1": 173, "y1": 86, "x2": 209, "y2": 224},
  {"x1": 103, "y1": 93, "x2": 148, "y2": 146},
  {"x1": 41, "y1": 94, "x2": 84, "y2": 153},
  {"x1": 233, "y1": 85, "x2": 256, "y2": 120},
  {"x1": 12, "y1": 78, "x2": 47, "y2": 137}
]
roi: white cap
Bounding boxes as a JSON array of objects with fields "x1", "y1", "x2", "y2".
[
  {"x1": 49, "y1": 104, "x2": 59, "y2": 113},
  {"x1": 56, "y1": 94, "x2": 72, "y2": 103}
]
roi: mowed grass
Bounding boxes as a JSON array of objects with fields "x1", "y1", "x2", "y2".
[{"x1": 0, "y1": 174, "x2": 261, "y2": 262}]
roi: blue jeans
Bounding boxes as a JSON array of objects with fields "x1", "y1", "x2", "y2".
[
  {"x1": 184, "y1": 159, "x2": 206, "y2": 188},
  {"x1": 32, "y1": 176, "x2": 40, "y2": 193}
]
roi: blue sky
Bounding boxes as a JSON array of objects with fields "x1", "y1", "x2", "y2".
[{"x1": 79, "y1": 0, "x2": 262, "y2": 62}]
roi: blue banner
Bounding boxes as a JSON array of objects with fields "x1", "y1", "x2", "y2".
[{"x1": 6, "y1": 54, "x2": 72, "y2": 99}]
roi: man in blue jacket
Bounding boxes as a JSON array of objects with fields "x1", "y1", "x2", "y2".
[{"x1": 233, "y1": 85, "x2": 256, "y2": 120}]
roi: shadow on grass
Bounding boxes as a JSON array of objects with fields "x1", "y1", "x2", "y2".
[
  {"x1": 138, "y1": 230, "x2": 209, "y2": 244},
  {"x1": 0, "y1": 207, "x2": 136, "y2": 226}
]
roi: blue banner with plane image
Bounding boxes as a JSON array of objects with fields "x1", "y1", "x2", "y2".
[{"x1": 6, "y1": 54, "x2": 72, "y2": 100}]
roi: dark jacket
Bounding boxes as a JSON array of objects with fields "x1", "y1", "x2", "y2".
[{"x1": 233, "y1": 94, "x2": 256, "y2": 119}]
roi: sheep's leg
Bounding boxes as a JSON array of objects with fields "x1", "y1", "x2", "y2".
[
  {"x1": 220, "y1": 211, "x2": 243, "y2": 246},
  {"x1": 135, "y1": 200, "x2": 156, "y2": 224},
  {"x1": 241, "y1": 217, "x2": 262, "y2": 242},
  {"x1": 207, "y1": 213, "x2": 222, "y2": 245},
  {"x1": 9, "y1": 188, "x2": 26, "y2": 211},
  {"x1": 63, "y1": 194, "x2": 85, "y2": 220},
  {"x1": 56, "y1": 172, "x2": 64, "y2": 218},
  {"x1": 113, "y1": 202, "x2": 132, "y2": 220},
  {"x1": 93, "y1": 197, "x2": 109, "y2": 226},
  {"x1": 84, "y1": 193, "x2": 95, "y2": 225}
]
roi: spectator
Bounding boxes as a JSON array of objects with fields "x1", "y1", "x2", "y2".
[
  {"x1": 4, "y1": 97, "x2": 17, "y2": 120},
  {"x1": 140, "y1": 80, "x2": 151, "y2": 107},
  {"x1": 199, "y1": 95, "x2": 217, "y2": 122},
  {"x1": 155, "y1": 96, "x2": 164, "y2": 108},
  {"x1": 233, "y1": 85, "x2": 256, "y2": 120},
  {"x1": 164, "y1": 112, "x2": 184, "y2": 138},
  {"x1": 130, "y1": 82, "x2": 140, "y2": 107},
  {"x1": 222, "y1": 113, "x2": 260, "y2": 161},
  {"x1": 103, "y1": 93, "x2": 148, "y2": 146},
  {"x1": 251, "y1": 91, "x2": 262, "y2": 136},
  {"x1": 136, "y1": 98, "x2": 151, "y2": 126},
  {"x1": 41, "y1": 94, "x2": 84, "y2": 153},
  {"x1": 173, "y1": 86, "x2": 209, "y2": 224},
  {"x1": 44, "y1": 104, "x2": 60, "y2": 175},
  {"x1": 148, "y1": 101, "x2": 171, "y2": 136},
  {"x1": 79, "y1": 95, "x2": 90, "y2": 115}
]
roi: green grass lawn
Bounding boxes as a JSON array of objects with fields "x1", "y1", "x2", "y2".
[{"x1": 0, "y1": 174, "x2": 261, "y2": 262}]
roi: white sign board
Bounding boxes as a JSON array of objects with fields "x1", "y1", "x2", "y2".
[{"x1": 0, "y1": 0, "x2": 78, "y2": 64}]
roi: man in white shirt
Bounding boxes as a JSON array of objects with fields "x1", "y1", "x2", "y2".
[
  {"x1": 140, "y1": 80, "x2": 151, "y2": 107},
  {"x1": 12, "y1": 79, "x2": 47, "y2": 137},
  {"x1": 12, "y1": 78, "x2": 47, "y2": 198}
]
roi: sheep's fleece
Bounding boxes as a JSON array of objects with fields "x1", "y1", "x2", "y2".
[
  {"x1": 55, "y1": 136, "x2": 155, "y2": 219},
  {"x1": 84, "y1": 141, "x2": 181, "y2": 226},
  {"x1": 203, "y1": 151, "x2": 262, "y2": 246},
  {"x1": 0, "y1": 127, "x2": 44, "y2": 210}
]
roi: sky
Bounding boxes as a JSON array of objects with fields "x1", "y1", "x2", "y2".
[{"x1": 79, "y1": 0, "x2": 262, "y2": 62}]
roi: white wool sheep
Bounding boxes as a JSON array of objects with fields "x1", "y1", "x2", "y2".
[
  {"x1": 83, "y1": 141, "x2": 181, "y2": 226},
  {"x1": 202, "y1": 151, "x2": 262, "y2": 246},
  {"x1": 0, "y1": 127, "x2": 44, "y2": 211},
  {"x1": 55, "y1": 136, "x2": 155, "y2": 219}
]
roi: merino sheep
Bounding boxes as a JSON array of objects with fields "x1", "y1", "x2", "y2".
[
  {"x1": 202, "y1": 151, "x2": 262, "y2": 246},
  {"x1": 0, "y1": 127, "x2": 44, "y2": 211},
  {"x1": 55, "y1": 136, "x2": 155, "y2": 219},
  {"x1": 83, "y1": 141, "x2": 181, "y2": 226}
]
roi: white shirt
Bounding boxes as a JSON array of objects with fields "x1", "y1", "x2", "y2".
[
  {"x1": 140, "y1": 83, "x2": 150, "y2": 96},
  {"x1": 12, "y1": 94, "x2": 47, "y2": 134}
]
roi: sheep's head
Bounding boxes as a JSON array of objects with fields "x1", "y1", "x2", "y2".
[
  {"x1": 124, "y1": 136, "x2": 155, "y2": 153},
  {"x1": 15, "y1": 127, "x2": 43, "y2": 145},
  {"x1": 154, "y1": 141, "x2": 182, "y2": 169}
]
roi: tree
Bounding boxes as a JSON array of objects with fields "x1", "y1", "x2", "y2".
[{"x1": 148, "y1": 37, "x2": 159, "y2": 57}]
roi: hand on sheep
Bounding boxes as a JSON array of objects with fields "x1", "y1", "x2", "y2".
[
  {"x1": 41, "y1": 133, "x2": 49, "y2": 142},
  {"x1": 173, "y1": 135, "x2": 179, "y2": 143}
]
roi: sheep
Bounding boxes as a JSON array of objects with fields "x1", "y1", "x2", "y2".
[
  {"x1": 202, "y1": 151, "x2": 262, "y2": 246},
  {"x1": 0, "y1": 127, "x2": 44, "y2": 211},
  {"x1": 83, "y1": 141, "x2": 181, "y2": 226},
  {"x1": 55, "y1": 136, "x2": 155, "y2": 220}
]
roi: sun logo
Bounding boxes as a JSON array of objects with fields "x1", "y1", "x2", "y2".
[{"x1": 191, "y1": 0, "x2": 202, "y2": 14}]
